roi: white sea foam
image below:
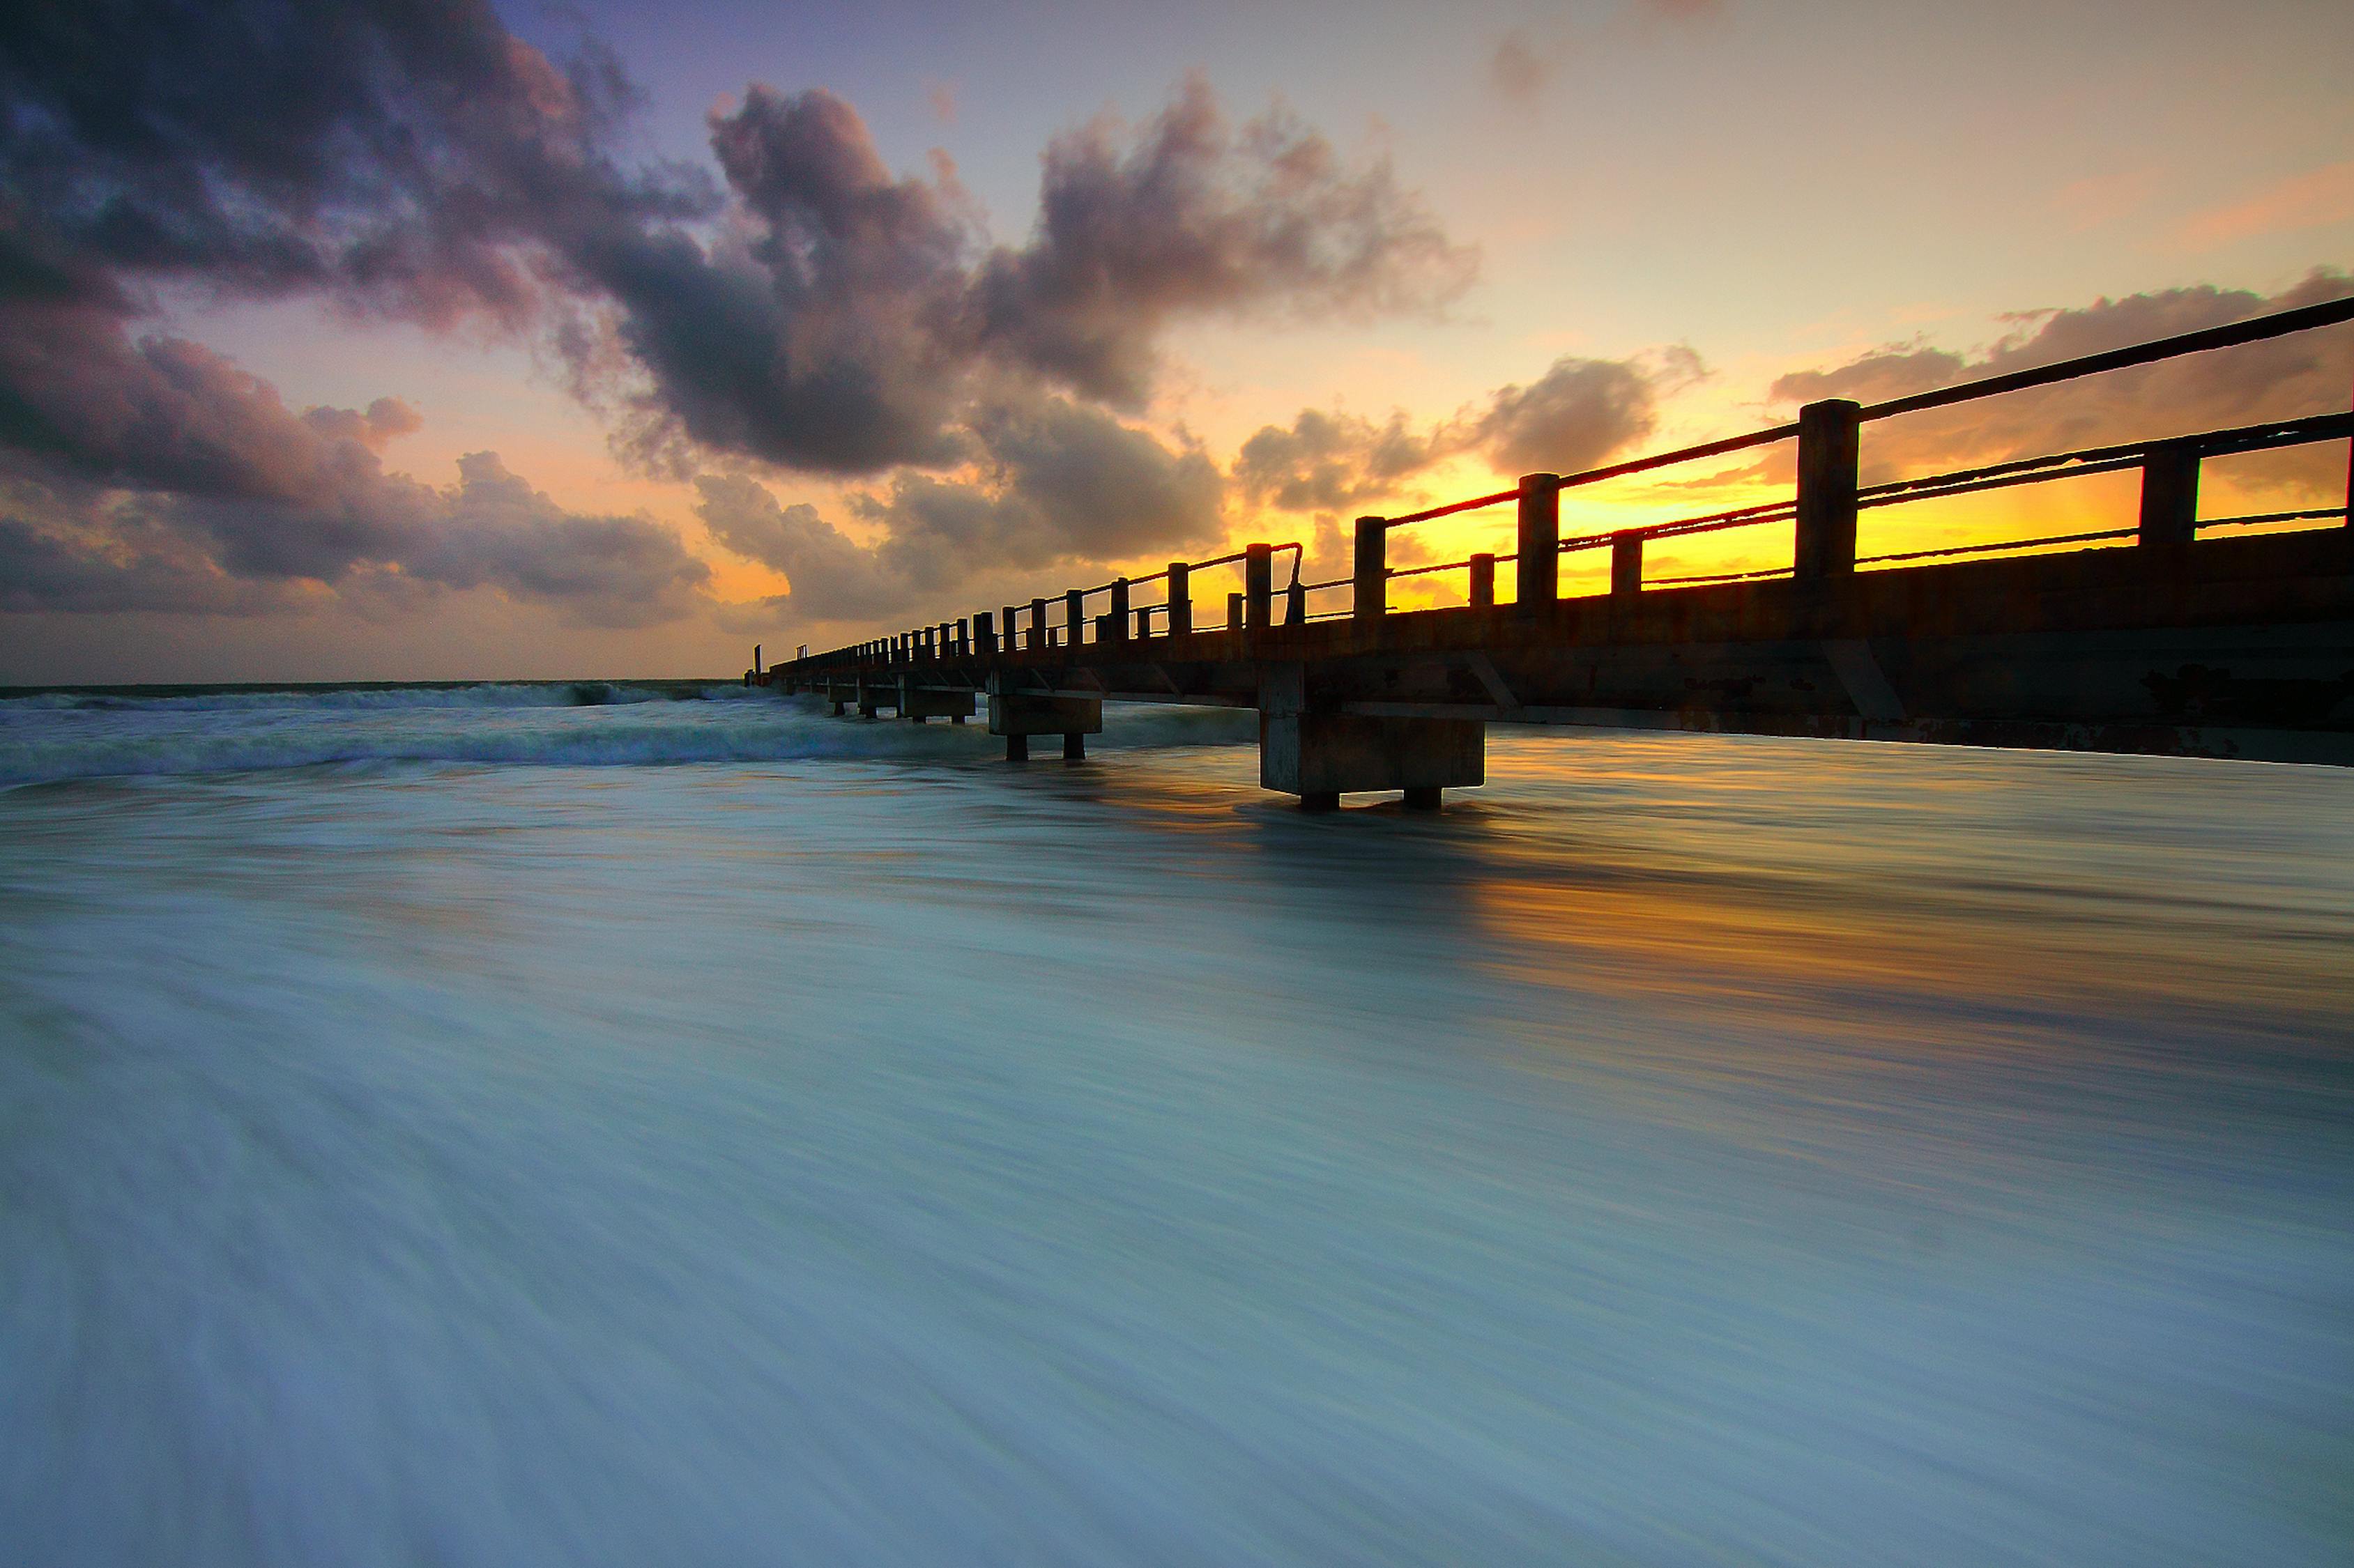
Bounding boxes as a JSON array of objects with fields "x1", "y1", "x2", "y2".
[
  {"x1": 2, "y1": 712, "x2": 2349, "y2": 1565},
  {"x1": 0, "y1": 679, "x2": 695, "y2": 713},
  {"x1": 0, "y1": 684, "x2": 1256, "y2": 786}
]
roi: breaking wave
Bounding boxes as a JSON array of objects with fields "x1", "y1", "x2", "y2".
[
  {"x1": 0, "y1": 680, "x2": 712, "y2": 713},
  {"x1": 0, "y1": 685, "x2": 1255, "y2": 787}
]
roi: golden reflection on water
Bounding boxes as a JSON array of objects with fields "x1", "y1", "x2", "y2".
[{"x1": 1107, "y1": 725, "x2": 2354, "y2": 1038}]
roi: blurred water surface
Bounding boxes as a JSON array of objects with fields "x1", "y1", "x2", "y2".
[{"x1": 2, "y1": 686, "x2": 2350, "y2": 1565}]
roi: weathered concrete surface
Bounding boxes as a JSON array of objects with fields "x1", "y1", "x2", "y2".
[
  {"x1": 1260, "y1": 712, "x2": 1486, "y2": 797},
  {"x1": 1258, "y1": 663, "x2": 1485, "y2": 798}
]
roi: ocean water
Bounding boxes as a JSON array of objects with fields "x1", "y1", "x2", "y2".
[{"x1": 2, "y1": 683, "x2": 2350, "y2": 1565}]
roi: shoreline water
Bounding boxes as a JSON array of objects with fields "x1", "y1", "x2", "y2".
[{"x1": 3, "y1": 688, "x2": 2350, "y2": 1564}]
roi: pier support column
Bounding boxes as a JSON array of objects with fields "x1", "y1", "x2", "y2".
[
  {"x1": 986, "y1": 672, "x2": 1102, "y2": 762},
  {"x1": 1257, "y1": 663, "x2": 1483, "y2": 809}
]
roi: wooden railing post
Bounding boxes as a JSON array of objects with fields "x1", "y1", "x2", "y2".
[
  {"x1": 1246, "y1": 544, "x2": 1273, "y2": 632},
  {"x1": 975, "y1": 610, "x2": 995, "y2": 656},
  {"x1": 1228, "y1": 591, "x2": 1244, "y2": 631},
  {"x1": 1065, "y1": 587, "x2": 1085, "y2": 648},
  {"x1": 1167, "y1": 562, "x2": 1191, "y2": 636},
  {"x1": 2138, "y1": 440, "x2": 2201, "y2": 547},
  {"x1": 1516, "y1": 473, "x2": 1561, "y2": 615},
  {"x1": 956, "y1": 618, "x2": 970, "y2": 657},
  {"x1": 1110, "y1": 578, "x2": 1130, "y2": 641},
  {"x1": 1469, "y1": 553, "x2": 1495, "y2": 609},
  {"x1": 1611, "y1": 531, "x2": 1643, "y2": 597},
  {"x1": 1354, "y1": 516, "x2": 1386, "y2": 622},
  {"x1": 1794, "y1": 399, "x2": 1860, "y2": 582},
  {"x1": 1029, "y1": 597, "x2": 1046, "y2": 651}
]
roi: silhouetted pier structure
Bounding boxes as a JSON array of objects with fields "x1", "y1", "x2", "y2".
[{"x1": 754, "y1": 299, "x2": 2354, "y2": 807}]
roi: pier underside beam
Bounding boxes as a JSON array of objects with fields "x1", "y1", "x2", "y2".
[
  {"x1": 900, "y1": 684, "x2": 977, "y2": 721},
  {"x1": 988, "y1": 682, "x2": 1102, "y2": 761}
]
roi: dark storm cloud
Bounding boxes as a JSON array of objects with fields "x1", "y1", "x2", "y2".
[
  {"x1": 693, "y1": 473, "x2": 912, "y2": 620},
  {"x1": 1475, "y1": 353, "x2": 1680, "y2": 477},
  {"x1": 602, "y1": 74, "x2": 1475, "y2": 470},
  {"x1": 1, "y1": 2, "x2": 1481, "y2": 628},
  {"x1": 698, "y1": 392, "x2": 1225, "y2": 622},
  {"x1": 968, "y1": 73, "x2": 1478, "y2": 406},
  {"x1": 587, "y1": 85, "x2": 976, "y2": 476},
  {"x1": 1770, "y1": 270, "x2": 2354, "y2": 484},
  {"x1": 1235, "y1": 348, "x2": 1701, "y2": 516},
  {"x1": 6, "y1": 3, "x2": 1472, "y2": 475},
  {"x1": 0, "y1": 515, "x2": 293, "y2": 615},
  {"x1": 0, "y1": 300, "x2": 708, "y2": 623},
  {"x1": 0, "y1": 0, "x2": 709, "y2": 325},
  {"x1": 0, "y1": 300, "x2": 414, "y2": 516},
  {"x1": 1234, "y1": 408, "x2": 1453, "y2": 513}
]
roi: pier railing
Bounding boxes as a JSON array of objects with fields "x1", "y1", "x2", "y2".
[{"x1": 779, "y1": 295, "x2": 2354, "y2": 675}]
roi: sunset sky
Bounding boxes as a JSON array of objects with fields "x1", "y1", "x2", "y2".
[{"x1": 3, "y1": 0, "x2": 2350, "y2": 682}]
